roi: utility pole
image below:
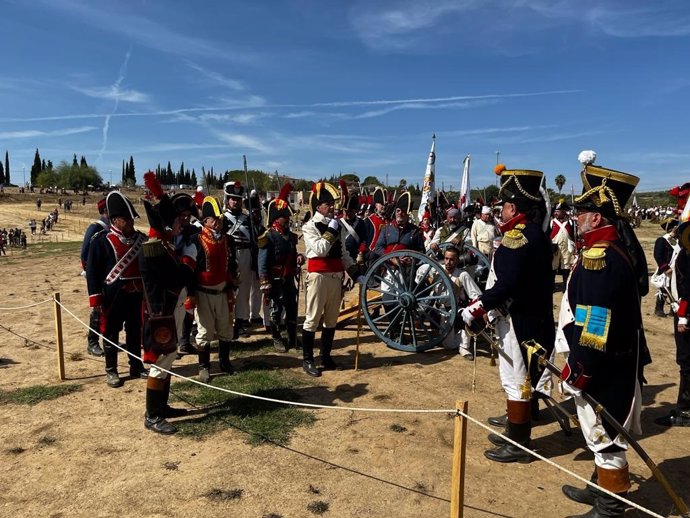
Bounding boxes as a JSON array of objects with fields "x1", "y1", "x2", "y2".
[
  {"x1": 495, "y1": 151, "x2": 501, "y2": 187},
  {"x1": 23, "y1": 166, "x2": 26, "y2": 188}
]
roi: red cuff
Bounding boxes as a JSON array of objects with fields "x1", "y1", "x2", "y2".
[
  {"x1": 561, "y1": 361, "x2": 591, "y2": 390},
  {"x1": 181, "y1": 255, "x2": 196, "y2": 271},
  {"x1": 89, "y1": 294, "x2": 102, "y2": 308},
  {"x1": 679, "y1": 299, "x2": 689, "y2": 318}
]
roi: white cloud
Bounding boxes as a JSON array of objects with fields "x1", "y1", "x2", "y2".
[
  {"x1": 72, "y1": 84, "x2": 150, "y2": 103},
  {"x1": 0, "y1": 126, "x2": 97, "y2": 139},
  {"x1": 185, "y1": 61, "x2": 245, "y2": 91},
  {"x1": 217, "y1": 133, "x2": 271, "y2": 154}
]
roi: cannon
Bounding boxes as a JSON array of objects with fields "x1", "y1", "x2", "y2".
[{"x1": 357, "y1": 246, "x2": 491, "y2": 352}]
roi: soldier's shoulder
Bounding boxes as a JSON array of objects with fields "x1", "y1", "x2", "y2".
[
  {"x1": 257, "y1": 230, "x2": 270, "y2": 248},
  {"x1": 581, "y1": 245, "x2": 608, "y2": 271},
  {"x1": 501, "y1": 223, "x2": 528, "y2": 250}
]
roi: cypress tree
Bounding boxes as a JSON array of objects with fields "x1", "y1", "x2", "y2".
[
  {"x1": 72, "y1": 154, "x2": 78, "y2": 167},
  {"x1": 80, "y1": 155, "x2": 88, "y2": 168},
  {"x1": 128, "y1": 156, "x2": 135, "y2": 183},
  {"x1": 122, "y1": 160, "x2": 126, "y2": 184},
  {"x1": 5, "y1": 151, "x2": 10, "y2": 185},
  {"x1": 30, "y1": 149, "x2": 42, "y2": 185},
  {"x1": 0, "y1": 161, "x2": 4, "y2": 185},
  {"x1": 191, "y1": 170, "x2": 197, "y2": 186}
]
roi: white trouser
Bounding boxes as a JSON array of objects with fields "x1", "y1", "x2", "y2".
[{"x1": 234, "y1": 249, "x2": 252, "y2": 321}]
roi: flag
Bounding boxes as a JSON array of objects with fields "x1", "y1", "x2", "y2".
[
  {"x1": 417, "y1": 134, "x2": 435, "y2": 220},
  {"x1": 459, "y1": 154, "x2": 471, "y2": 209},
  {"x1": 632, "y1": 192, "x2": 639, "y2": 208}
]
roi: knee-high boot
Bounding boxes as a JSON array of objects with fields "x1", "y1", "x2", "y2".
[
  {"x1": 484, "y1": 400, "x2": 532, "y2": 463},
  {"x1": 302, "y1": 329, "x2": 320, "y2": 377},
  {"x1": 320, "y1": 327, "x2": 340, "y2": 371},
  {"x1": 655, "y1": 293, "x2": 667, "y2": 317},
  {"x1": 198, "y1": 347, "x2": 211, "y2": 383},
  {"x1": 286, "y1": 321, "x2": 299, "y2": 350},
  {"x1": 655, "y1": 374, "x2": 690, "y2": 426},
  {"x1": 144, "y1": 377, "x2": 177, "y2": 435},
  {"x1": 103, "y1": 338, "x2": 122, "y2": 388},
  {"x1": 565, "y1": 464, "x2": 630, "y2": 518},
  {"x1": 218, "y1": 340, "x2": 234, "y2": 374},
  {"x1": 562, "y1": 466, "x2": 602, "y2": 506}
]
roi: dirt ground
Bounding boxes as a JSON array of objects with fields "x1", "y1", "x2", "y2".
[{"x1": 0, "y1": 190, "x2": 689, "y2": 518}]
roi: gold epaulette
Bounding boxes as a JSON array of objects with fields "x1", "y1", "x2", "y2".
[
  {"x1": 501, "y1": 224, "x2": 528, "y2": 249},
  {"x1": 257, "y1": 230, "x2": 268, "y2": 248},
  {"x1": 142, "y1": 239, "x2": 165, "y2": 258},
  {"x1": 582, "y1": 246, "x2": 607, "y2": 270}
]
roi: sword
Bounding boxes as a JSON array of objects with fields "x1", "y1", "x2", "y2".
[{"x1": 522, "y1": 339, "x2": 690, "y2": 518}]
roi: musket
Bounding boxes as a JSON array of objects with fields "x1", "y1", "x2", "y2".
[
  {"x1": 242, "y1": 155, "x2": 256, "y2": 245},
  {"x1": 522, "y1": 339, "x2": 690, "y2": 518}
]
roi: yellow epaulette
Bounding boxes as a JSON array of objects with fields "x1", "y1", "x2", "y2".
[
  {"x1": 582, "y1": 245, "x2": 607, "y2": 271},
  {"x1": 257, "y1": 230, "x2": 268, "y2": 248},
  {"x1": 501, "y1": 224, "x2": 528, "y2": 249}
]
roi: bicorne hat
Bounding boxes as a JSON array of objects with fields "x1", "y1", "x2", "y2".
[
  {"x1": 106, "y1": 191, "x2": 138, "y2": 220},
  {"x1": 495, "y1": 164, "x2": 544, "y2": 210},
  {"x1": 309, "y1": 181, "x2": 340, "y2": 214}
]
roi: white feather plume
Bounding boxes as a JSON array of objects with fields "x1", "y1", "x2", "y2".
[{"x1": 578, "y1": 150, "x2": 596, "y2": 165}]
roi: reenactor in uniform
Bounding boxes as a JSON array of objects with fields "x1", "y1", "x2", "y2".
[
  {"x1": 427, "y1": 207, "x2": 466, "y2": 255},
  {"x1": 246, "y1": 191, "x2": 269, "y2": 329},
  {"x1": 80, "y1": 197, "x2": 108, "y2": 357},
  {"x1": 223, "y1": 181, "x2": 253, "y2": 338},
  {"x1": 86, "y1": 192, "x2": 148, "y2": 388},
  {"x1": 190, "y1": 197, "x2": 238, "y2": 382},
  {"x1": 651, "y1": 217, "x2": 678, "y2": 317},
  {"x1": 558, "y1": 154, "x2": 646, "y2": 518},
  {"x1": 301, "y1": 181, "x2": 359, "y2": 377},
  {"x1": 340, "y1": 190, "x2": 368, "y2": 264},
  {"x1": 258, "y1": 184, "x2": 305, "y2": 352},
  {"x1": 363, "y1": 187, "x2": 388, "y2": 255},
  {"x1": 461, "y1": 165, "x2": 554, "y2": 463},
  {"x1": 139, "y1": 173, "x2": 197, "y2": 435},
  {"x1": 373, "y1": 192, "x2": 425, "y2": 258},
  {"x1": 550, "y1": 199, "x2": 576, "y2": 291}
]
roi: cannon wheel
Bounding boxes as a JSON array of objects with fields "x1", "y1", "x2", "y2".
[{"x1": 360, "y1": 250, "x2": 458, "y2": 352}]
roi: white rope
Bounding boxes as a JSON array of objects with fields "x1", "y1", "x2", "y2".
[
  {"x1": 54, "y1": 297, "x2": 453, "y2": 414},
  {"x1": 457, "y1": 409, "x2": 666, "y2": 518},
  {"x1": 52, "y1": 296, "x2": 676, "y2": 517},
  {"x1": 0, "y1": 298, "x2": 53, "y2": 310}
]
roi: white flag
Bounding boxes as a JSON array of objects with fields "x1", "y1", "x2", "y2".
[
  {"x1": 459, "y1": 155, "x2": 471, "y2": 209},
  {"x1": 632, "y1": 193, "x2": 639, "y2": 208},
  {"x1": 417, "y1": 134, "x2": 435, "y2": 219}
]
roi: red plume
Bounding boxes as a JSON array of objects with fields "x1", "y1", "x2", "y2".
[
  {"x1": 144, "y1": 171, "x2": 164, "y2": 199},
  {"x1": 278, "y1": 182, "x2": 293, "y2": 202}
]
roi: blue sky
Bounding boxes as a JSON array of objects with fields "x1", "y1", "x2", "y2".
[{"x1": 1, "y1": 0, "x2": 689, "y2": 193}]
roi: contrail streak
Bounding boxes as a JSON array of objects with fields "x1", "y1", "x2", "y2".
[{"x1": 97, "y1": 47, "x2": 132, "y2": 166}]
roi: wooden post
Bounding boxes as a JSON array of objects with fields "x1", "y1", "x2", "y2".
[
  {"x1": 53, "y1": 292, "x2": 65, "y2": 380},
  {"x1": 355, "y1": 285, "x2": 362, "y2": 371},
  {"x1": 450, "y1": 400, "x2": 468, "y2": 518}
]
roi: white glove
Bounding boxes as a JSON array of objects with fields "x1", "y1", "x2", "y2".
[
  {"x1": 328, "y1": 218, "x2": 340, "y2": 231},
  {"x1": 462, "y1": 299, "x2": 485, "y2": 326}
]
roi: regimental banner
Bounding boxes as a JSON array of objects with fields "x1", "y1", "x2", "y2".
[
  {"x1": 460, "y1": 154, "x2": 471, "y2": 209},
  {"x1": 417, "y1": 134, "x2": 436, "y2": 220}
]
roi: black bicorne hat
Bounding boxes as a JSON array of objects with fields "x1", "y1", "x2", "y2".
[
  {"x1": 170, "y1": 193, "x2": 199, "y2": 219},
  {"x1": 373, "y1": 187, "x2": 386, "y2": 206},
  {"x1": 573, "y1": 151, "x2": 639, "y2": 219},
  {"x1": 309, "y1": 181, "x2": 340, "y2": 214},
  {"x1": 345, "y1": 193, "x2": 360, "y2": 212},
  {"x1": 106, "y1": 191, "x2": 139, "y2": 220},
  {"x1": 495, "y1": 165, "x2": 544, "y2": 208},
  {"x1": 395, "y1": 191, "x2": 413, "y2": 213},
  {"x1": 201, "y1": 197, "x2": 222, "y2": 220},
  {"x1": 143, "y1": 196, "x2": 177, "y2": 234}
]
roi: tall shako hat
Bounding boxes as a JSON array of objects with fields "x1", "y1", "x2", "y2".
[
  {"x1": 142, "y1": 171, "x2": 176, "y2": 235},
  {"x1": 395, "y1": 191, "x2": 412, "y2": 213},
  {"x1": 495, "y1": 164, "x2": 544, "y2": 209},
  {"x1": 170, "y1": 193, "x2": 199, "y2": 219},
  {"x1": 201, "y1": 196, "x2": 223, "y2": 220},
  {"x1": 223, "y1": 180, "x2": 245, "y2": 208},
  {"x1": 309, "y1": 181, "x2": 340, "y2": 214},
  {"x1": 573, "y1": 150, "x2": 639, "y2": 219},
  {"x1": 372, "y1": 187, "x2": 386, "y2": 207},
  {"x1": 106, "y1": 191, "x2": 139, "y2": 220},
  {"x1": 268, "y1": 183, "x2": 294, "y2": 225},
  {"x1": 553, "y1": 198, "x2": 570, "y2": 211}
]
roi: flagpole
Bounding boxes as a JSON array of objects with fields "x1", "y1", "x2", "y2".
[{"x1": 417, "y1": 134, "x2": 436, "y2": 221}]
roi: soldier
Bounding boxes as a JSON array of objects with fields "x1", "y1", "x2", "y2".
[
  {"x1": 558, "y1": 153, "x2": 646, "y2": 518},
  {"x1": 139, "y1": 173, "x2": 196, "y2": 435},
  {"x1": 301, "y1": 181, "x2": 359, "y2": 377},
  {"x1": 86, "y1": 192, "x2": 148, "y2": 388},
  {"x1": 461, "y1": 164, "x2": 554, "y2": 463},
  {"x1": 363, "y1": 187, "x2": 388, "y2": 253},
  {"x1": 550, "y1": 199, "x2": 576, "y2": 291},
  {"x1": 427, "y1": 207, "x2": 466, "y2": 255},
  {"x1": 470, "y1": 206, "x2": 498, "y2": 258},
  {"x1": 651, "y1": 217, "x2": 678, "y2": 317},
  {"x1": 258, "y1": 184, "x2": 305, "y2": 352},
  {"x1": 340, "y1": 189, "x2": 368, "y2": 265},
  {"x1": 189, "y1": 197, "x2": 238, "y2": 382},
  {"x1": 223, "y1": 181, "x2": 253, "y2": 338},
  {"x1": 246, "y1": 191, "x2": 269, "y2": 329},
  {"x1": 373, "y1": 192, "x2": 425, "y2": 258},
  {"x1": 80, "y1": 197, "x2": 108, "y2": 357}
]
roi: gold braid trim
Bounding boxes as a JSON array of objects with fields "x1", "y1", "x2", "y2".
[
  {"x1": 500, "y1": 176, "x2": 542, "y2": 202},
  {"x1": 582, "y1": 246, "x2": 606, "y2": 270},
  {"x1": 501, "y1": 225, "x2": 528, "y2": 249},
  {"x1": 574, "y1": 175, "x2": 623, "y2": 216}
]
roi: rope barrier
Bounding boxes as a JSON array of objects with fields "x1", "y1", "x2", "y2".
[
  {"x1": 54, "y1": 297, "x2": 454, "y2": 414},
  {"x1": 0, "y1": 295, "x2": 676, "y2": 517},
  {"x1": 454, "y1": 408, "x2": 665, "y2": 518},
  {"x1": 0, "y1": 298, "x2": 53, "y2": 310}
]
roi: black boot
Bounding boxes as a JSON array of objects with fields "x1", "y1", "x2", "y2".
[
  {"x1": 87, "y1": 308, "x2": 104, "y2": 356},
  {"x1": 104, "y1": 341, "x2": 122, "y2": 388},
  {"x1": 177, "y1": 312, "x2": 198, "y2": 355},
  {"x1": 163, "y1": 378, "x2": 188, "y2": 418},
  {"x1": 286, "y1": 322, "x2": 300, "y2": 351},
  {"x1": 562, "y1": 467, "x2": 601, "y2": 506},
  {"x1": 655, "y1": 374, "x2": 690, "y2": 426},
  {"x1": 484, "y1": 400, "x2": 532, "y2": 463},
  {"x1": 218, "y1": 340, "x2": 234, "y2": 374},
  {"x1": 271, "y1": 325, "x2": 287, "y2": 352},
  {"x1": 320, "y1": 327, "x2": 340, "y2": 371},
  {"x1": 488, "y1": 413, "x2": 507, "y2": 427},
  {"x1": 654, "y1": 294, "x2": 667, "y2": 317},
  {"x1": 302, "y1": 330, "x2": 321, "y2": 377},
  {"x1": 566, "y1": 465, "x2": 630, "y2": 518},
  {"x1": 530, "y1": 392, "x2": 541, "y2": 421},
  {"x1": 144, "y1": 378, "x2": 177, "y2": 435},
  {"x1": 198, "y1": 348, "x2": 211, "y2": 383}
]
